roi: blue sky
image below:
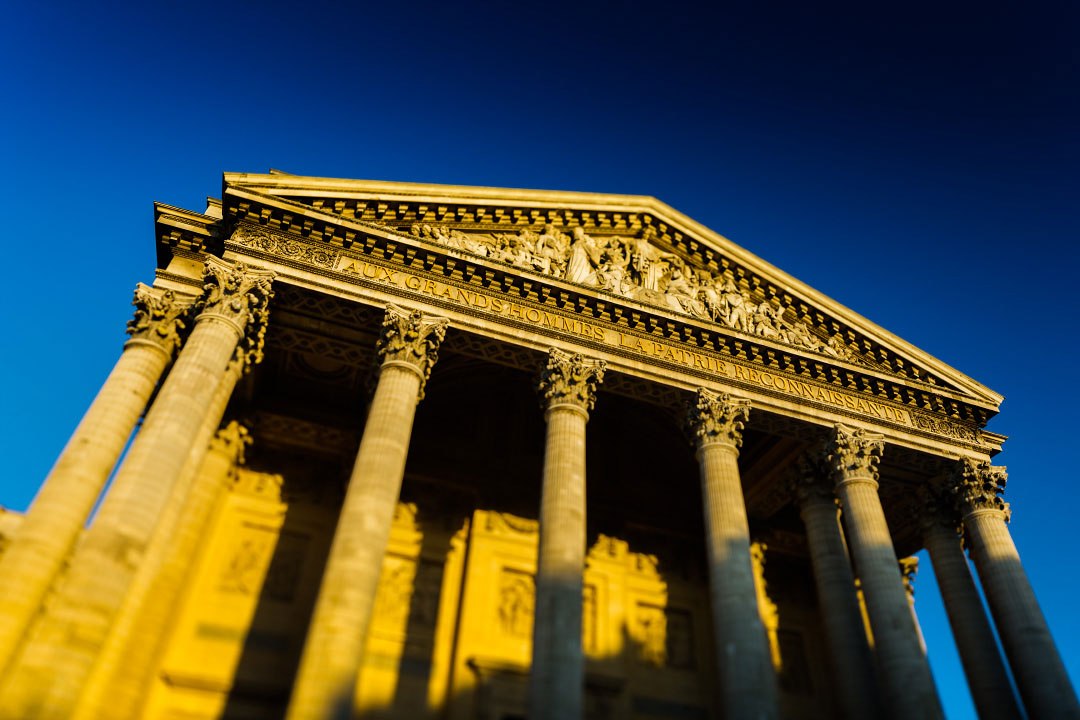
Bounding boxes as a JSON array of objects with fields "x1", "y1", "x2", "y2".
[{"x1": 3, "y1": 2, "x2": 1077, "y2": 716}]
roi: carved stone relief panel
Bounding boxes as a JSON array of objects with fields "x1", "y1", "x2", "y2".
[{"x1": 498, "y1": 569, "x2": 535, "y2": 639}]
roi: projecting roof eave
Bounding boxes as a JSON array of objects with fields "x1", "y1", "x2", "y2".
[{"x1": 219, "y1": 172, "x2": 1003, "y2": 412}]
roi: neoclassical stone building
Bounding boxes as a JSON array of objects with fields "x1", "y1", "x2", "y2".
[{"x1": 0, "y1": 171, "x2": 1075, "y2": 720}]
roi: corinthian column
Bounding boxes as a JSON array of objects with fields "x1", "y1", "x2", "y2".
[
  {"x1": 0, "y1": 284, "x2": 187, "y2": 678},
  {"x1": 0, "y1": 257, "x2": 273, "y2": 719},
  {"x1": 919, "y1": 480, "x2": 1021, "y2": 720},
  {"x1": 527, "y1": 349, "x2": 605, "y2": 720},
  {"x1": 949, "y1": 460, "x2": 1080, "y2": 720},
  {"x1": 687, "y1": 389, "x2": 780, "y2": 720},
  {"x1": 794, "y1": 454, "x2": 880, "y2": 720},
  {"x1": 71, "y1": 354, "x2": 253, "y2": 720},
  {"x1": 825, "y1": 424, "x2": 942, "y2": 720},
  {"x1": 285, "y1": 304, "x2": 448, "y2": 720}
]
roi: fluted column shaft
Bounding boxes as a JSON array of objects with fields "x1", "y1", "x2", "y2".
[
  {"x1": 528, "y1": 349, "x2": 604, "y2": 720},
  {"x1": 922, "y1": 522, "x2": 1020, "y2": 720},
  {"x1": 964, "y1": 511, "x2": 1078, "y2": 719},
  {"x1": 0, "y1": 258, "x2": 273, "y2": 720},
  {"x1": 950, "y1": 460, "x2": 1080, "y2": 720},
  {"x1": 827, "y1": 425, "x2": 942, "y2": 720},
  {"x1": 285, "y1": 304, "x2": 447, "y2": 720},
  {"x1": 0, "y1": 285, "x2": 185, "y2": 678},
  {"x1": 799, "y1": 490, "x2": 880, "y2": 719},
  {"x1": 689, "y1": 390, "x2": 779, "y2": 720},
  {"x1": 71, "y1": 357, "x2": 248, "y2": 720}
]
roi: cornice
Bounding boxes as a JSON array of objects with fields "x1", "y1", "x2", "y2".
[
  {"x1": 222, "y1": 172, "x2": 1002, "y2": 408},
  {"x1": 216, "y1": 183, "x2": 1000, "y2": 422}
]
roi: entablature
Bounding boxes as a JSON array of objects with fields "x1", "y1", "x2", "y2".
[{"x1": 152, "y1": 176, "x2": 1007, "y2": 461}]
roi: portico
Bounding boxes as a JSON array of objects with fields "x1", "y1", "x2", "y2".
[{"x1": 0, "y1": 172, "x2": 1075, "y2": 720}]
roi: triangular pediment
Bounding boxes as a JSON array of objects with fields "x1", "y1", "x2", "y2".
[{"x1": 153, "y1": 172, "x2": 1003, "y2": 444}]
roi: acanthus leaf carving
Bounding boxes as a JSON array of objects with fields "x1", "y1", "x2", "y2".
[
  {"x1": 949, "y1": 459, "x2": 1010, "y2": 520},
  {"x1": 686, "y1": 388, "x2": 750, "y2": 451},
  {"x1": 126, "y1": 282, "x2": 191, "y2": 357},
  {"x1": 537, "y1": 348, "x2": 606, "y2": 414},
  {"x1": 196, "y1": 256, "x2": 276, "y2": 367},
  {"x1": 825, "y1": 423, "x2": 884, "y2": 484},
  {"x1": 375, "y1": 303, "x2": 449, "y2": 399}
]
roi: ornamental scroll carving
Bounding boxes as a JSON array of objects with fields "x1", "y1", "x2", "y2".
[
  {"x1": 949, "y1": 459, "x2": 1010, "y2": 520},
  {"x1": 375, "y1": 303, "x2": 449, "y2": 399},
  {"x1": 899, "y1": 556, "x2": 919, "y2": 599},
  {"x1": 126, "y1": 282, "x2": 190, "y2": 357},
  {"x1": 537, "y1": 348, "x2": 606, "y2": 413},
  {"x1": 410, "y1": 222, "x2": 861, "y2": 363},
  {"x1": 230, "y1": 225, "x2": 340, "y2": 269},
  {"x1": 685, "y1": 388, "x2": 750, "y2": 451},
  {"x1": 825, "y1": 424, "x2": 884, "y2": 484},
  {"x1": 196, "y1": 256, "x2": 276, "y2": 364}
]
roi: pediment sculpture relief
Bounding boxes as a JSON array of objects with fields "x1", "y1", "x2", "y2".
[{"x1": 409, "y1": 223, "x2": 859, "y2": 363}]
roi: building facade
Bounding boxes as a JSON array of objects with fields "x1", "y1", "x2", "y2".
[{"x1": 0, "y1": 171, "x2": 1075, "y2": 720}]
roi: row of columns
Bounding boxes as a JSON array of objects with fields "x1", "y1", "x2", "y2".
[
  {"x1": 0, "y1": 271, "x2": 1077, "y2": 720},
  {"x1": 0, "y1": 256, "x2": 274, "y2": 720}
]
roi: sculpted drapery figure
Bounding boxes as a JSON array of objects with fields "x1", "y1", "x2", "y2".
[{"x1": 407, "y1": 220, "x2": 863, "y2": 362}]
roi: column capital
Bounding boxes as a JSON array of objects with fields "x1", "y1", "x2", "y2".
[
  {"x1": 686, "y1": 388, "x2": 750, "y2": 452},
  {"x1": 375, "y1": 303, "x2": 449, "y2": 399},
  {"x1": 949, "y1": 459, "x2": 1010, "y2": 521},
  {"x1": 918, "y1": 477, "x2": 963, "y2": 536},
  {"x1": 825, "y1": 424, "x2": 884, "y2": 487},
  {"x1": 125, "y1": 283, "x2": 191, "y2": 358},
  {"x1": 899, "y1": 556, "x2": 918, "y2": 599},
  {"x1": 793, "y1": 452, "x2": 836, "y2": 505},
  {"x1": 195, "y1": 256, "x2": 276, "y2": 360},
  {"x1": 537, "y1": 348, "x2": 606, "y2": 417},
  {"x1": 208, "y1": 420, "x2": 251, "y2": 466}
]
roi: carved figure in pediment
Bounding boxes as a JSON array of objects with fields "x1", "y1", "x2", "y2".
[
  {"x1": 663, "y1": 262, "x2": 710, "y2": 320},
  {"x1": 752, "y1": 300, "x2": 783, "y2": 339},
  {"x1": 631, "y1": 229, "x2": 677, "y2": 293},
  {"x1": 717, "y1": 277, "x2": 750, "y2": 332},
  {"x1": 786, "y1": 320, "x2": 821, "y2": 351},
  {"x1": 565, "y1": 226, "x2": 603, "y2": 286},
  {"x1": 596, "y1": 240, "x2": 633, "y2": 297},
  {"x1": 529, "y1": 227, "x2": 564, "y2": 276},
  {"x1": 822, "y1": 335, "x2": 854, "y2": 360}
]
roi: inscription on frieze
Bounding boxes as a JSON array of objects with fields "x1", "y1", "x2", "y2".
[{"x1": 226, "y1": 225, "x2": 985, "y2": 442}]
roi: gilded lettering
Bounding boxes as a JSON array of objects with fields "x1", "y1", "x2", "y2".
[
  {"x1": 542, "y1": 312, "x2": 559, "y2": 328},
  {"x1": 362, "y1": 263, "x2": 378, "y2": 279},
  {"x1": 594, "y1": 326, "x2": 605, "y2": 342},
  {"x1": 716, "y1": 360, "x2": 727, "y2": 375},
  {"x1": 491, "y1": 297, "x2": 504, "y2": 313},
  {"x1": 634, "y1": 338, "x2": 647, "y2": 353},
  {"x1": 423, "y1": 279, "x2": 438, "y2": 295},
  {"x1": 843, "y1": 395, "x2": 856, "y2": 410},
  {"x1": 760, "y1": 372, "x2": 773, "y2": 387},
  {"x1": 405, "y1": 275, "x2": 421, "y2": 291},
  {"x1": 525, "y1": 307, "x2": 541, "y2": 323},
  {"x1": 508, "y1": 303, "x2": 524, "y2": 319},
  {"x1": 439, "y1": 285, "x2": 456, "y2": 300},
  {"x1": 378, "y1": 267, "x2": 398, "y2": 283},
  {"x1": 341, "y1": 260, "x2": 361, "y2": 274},
  {"x1": 734, "y1": 365, "x2": 749, "y2": 381},
  {"x1": 814, "y1": 387, "x2": 829, "y2": 403},
  {"x1": 692, "y1": 353, "x2": 706, "y2": 369},
  {"x1": 749, "y1": 369, "x2": 761, "y2": 384},
  {"x1": 474, "y1": 293, "x2": 489, "y2": 309},
  {"x1": 457, "y1": 288, "x2": 474, "y2": 305}
]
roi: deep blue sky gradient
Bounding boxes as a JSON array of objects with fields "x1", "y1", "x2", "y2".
[{"x1": 3, "y1": 2, "x2": 1078, "y2": 717}]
